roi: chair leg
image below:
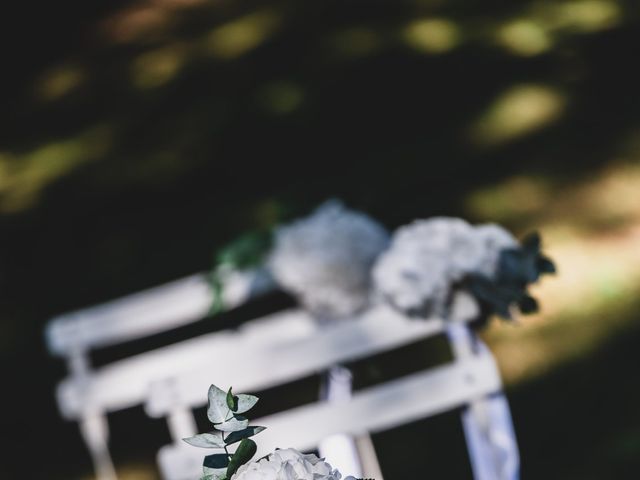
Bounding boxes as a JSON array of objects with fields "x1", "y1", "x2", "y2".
[
  {"x1": 462, "y1": 395, "x2": 520, "y2": 480},
  {"x1": 446, "y1": 324, "x2": 520, "y2": 480},
  {"x1": 319, "y1": 433, "x2": 363, "y2": 478},
  {"x1": 167, "y1": 406, "x2": 198, "y2": 442},
  {"x1": 80, "y1": 413, "x2": 117, "y2": 480},
  {"x1": 355, "y1": 432, "x2": 384, "y2": 480},
  {"x1": 318, "y1": 366, "x2": 364, "y2": 478}
]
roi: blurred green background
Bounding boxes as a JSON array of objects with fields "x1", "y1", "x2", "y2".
[{"x1": 2, "y1": 0, "x2": 640, "y2": 478}]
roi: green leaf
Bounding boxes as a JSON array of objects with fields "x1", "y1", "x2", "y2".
[
  {"x1": 499, "y1": 250, "x2": 534, "y2": 284},
  {"x1": 202, "y1": 466, "x2": 227, "y2": 480},
  {"x1": 225, "y1": 426, "x2": 266, "y2": 445},
  {"x1": 203, "y1": 454, "x2": 230, "y2": 470},
  {"x1": 207, "y1": 385, "x2": 258, "y2": 425},
  {"x1": 227, "y1": 387, "x2": 238, "y2": 412},
  {"x1": 207, "y1": 385, "x2": 231, "y2": 424},
  {"x1": 522, "y1": 231, "x2": 541, "y2": 252},
  {"x1": 217, "y1": 415, "x2": 249, "y2": 432},
  {"x1": 183, "y1": 432, "x2": 225, "y2": 448},
  {"x1": 537, "y1": 256, "x2": 556, "y2": 275},
  {"x1": 467, "y1": 275, "x2": 518, "y2": 319},
  {"x1": 518, "y1": 295, "x2": 539, "y2": 314},
  {"x1": 208, "y1": 272, "x2": 225, "y2": 316},
  {"x1": 235, "y1": 394, "x2": 259, "y2": 414},
  {"x1": 215, "y1": 231, "x2": 273, "y2": 270},
  {"x1": 226, "y1": 438, "x2": 257, "y2": 478}
]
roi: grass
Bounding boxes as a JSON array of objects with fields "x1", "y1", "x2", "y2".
[{"x1": 1, "y1": 0, "x2": 640, "y2": 478}]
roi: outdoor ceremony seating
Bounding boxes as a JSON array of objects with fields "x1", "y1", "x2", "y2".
[{"x1": 46, "y1": 268, "x2": 518, "y2": 480}]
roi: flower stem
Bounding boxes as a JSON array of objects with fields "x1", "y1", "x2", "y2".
[{"x1": 222, "y1": 431, "x2": 231, "y2": 459}]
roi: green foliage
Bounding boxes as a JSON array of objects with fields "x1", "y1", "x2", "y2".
[
  {"x1": 227, "y1": 387, "x2": 239, "y2": 411},
  {"x1": 207, "y1": 384, "x2": 235, "y2": 424},
  {"x1": 466, "y1": 231, "x2": 555, "y2": 321},
  {"x1": 226, "y1": 438, "x2": 258, "y2": 478},
  {"x1": 234, "y1": 394, "x2": 259, "y2": 414},
  {"x1": 208, "y1": 231, "x2": 274, "y2": 315},
  {"x1": 184, "y1": 432, "x2": 225, "y2": 448},
  {"x1": 208, "y1": 274, "x2": 225, "y2": 317},
  {"x1": 215, "y1": 231, "x2": 274, "y2": 270},
  {"x1": 184, "y1": 384, "x2": 266, "y2": 480},
  {"x1": 216, "y1": 415, "x2": 249, "y2": 432},
  {"x1": 202, "y1": 464, "x2": 227, "y2": 480},
  {"x1": 225, "y1": 427, "x2": 267, "y2": 445},
  {"x1": 204, "y1": 454, "x2": 230, "y2": 469}
]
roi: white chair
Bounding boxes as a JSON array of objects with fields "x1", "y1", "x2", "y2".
[
  {"x1": 46, "y1": 270, "x2": 519, "y2": 480},
  {"x1": 46, "y1": 269, "x2": 273, "y2": 480}
]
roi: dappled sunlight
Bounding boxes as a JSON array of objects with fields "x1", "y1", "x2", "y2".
[
  {"x1": 34, "y1": 64, "x2": 86, "y2": 102},
  {"x1": 150, "y1": 0, "x2": 207, "y2": 7},
  {"x1": 466, "y1": 176, "x2": 552, "y2": 223},
  {"x1": 492, "y1": 0, "x2": 623, "y2": 57},
  {"x1": 327, "y1": 27, "x2": 382, "y2": 59},
  {"x1": 3, "y1": 0, "x2": 640, "y2": 478},
  {"x1": 257, "y1": 81, "x2": 305, "y2": 115},
  {"x1": 131, "y1": 43, "x2": 192, "y2": 89},
  {"x1": 82, "y1": 463, "x2": 158, "y2": 480},
  {"x1": 538, "y1": 0, "x2": 622, "y2": 34},
  {"x1": 201, "y1": 10, "x2": 282, "y2": 60},
  {"x1": 580, "y1": 163, "x2": 640, "y2": 217},
  {"x1": 467, "y1": 163, "x2": 640, "y2": 230},
  {"x1": 554, "y1": 164, "x2": 640, "y2": 231},
  {"x1": 100, "y1": 0, "x2": 209, "y2": 44},
  {"x1": 402, "y1": 18, "x2": 461, "y2": 54},
  {"x1": 101, "y1": 4, "x2": 175, "y2": 44},
  {"x1": 127, "y1": 8, "x2": 283, "y2": 88},
  {"x1": 0, "y1": 127, "x2": 111, "y2": 213},
  {"x1": 469, "y1": 84, "x2": 566, "y2": 146},
  {"x1": 470, "y1": 161, "x2": 640, "y2": 384},
  {"x1": 496, "y1": 19, "x2": 553, "y2": 57},
  {"x1": 487, "y1": 226, "x2": 640, "y2": 384}
]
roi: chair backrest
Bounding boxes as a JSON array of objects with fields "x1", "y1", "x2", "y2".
[
  {"x1": 45, "y1": 268, "x2": 274, "y2": 480},
  {"x1": 152, "y1": 308, "x2": 502, "y2": 480},
  {"x1": 46, "y1": 269, "x2": 273, "y2": 359},
  {"x1": 47, "y1": 270, "x2": 515, "y2": 480}
]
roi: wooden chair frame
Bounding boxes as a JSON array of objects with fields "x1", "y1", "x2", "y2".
[{"x1": 46, "y1": 270, "x2": 519, "y2": 480}]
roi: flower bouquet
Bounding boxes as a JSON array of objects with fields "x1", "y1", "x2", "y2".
[
  {"x1": 212, "y1": 200, "x2": 555, "y2": 328},
  {"x1": 204, "y1": 201, "x2": 555, "y2": 480}
]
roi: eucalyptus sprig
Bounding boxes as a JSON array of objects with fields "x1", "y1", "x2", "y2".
[
  {"x1": 183, "y1": 385, "x2": 266, "y2": 480},
  {"x1": 208, "y1": 231, "x2": 274, "y2": 315}
]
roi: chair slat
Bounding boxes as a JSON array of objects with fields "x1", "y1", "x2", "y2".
[
  {"x1": 56, "y1": 306, "x2": 445, "y2": 419},
  {"x1": 158, "y1": 353, "x2": 501, "y2": 480},
  {"x1": 46, "y1": 269, "x2": 274, "y2": 356}
]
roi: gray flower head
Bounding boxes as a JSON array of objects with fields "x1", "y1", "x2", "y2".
[
  {"x1": 231, "y1": 448, "x2": 344, "y2": 480},
  {"x1": 268, "y1": 200, "x2": 390, "y2": 320},
  {"x1": 372, "y1": 217, "x2": 517, "y2": 320}
]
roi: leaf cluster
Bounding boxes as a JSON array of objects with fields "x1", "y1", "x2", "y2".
[
  {"x1": 208, "y1": 230, "x2": 274, "y2": 315},
  {"x1": 183, "y1": 385, "x2": 266, "y2": 480},
  {"x1": 465, "y1": 232, "x2": 556, "y2": 323}
]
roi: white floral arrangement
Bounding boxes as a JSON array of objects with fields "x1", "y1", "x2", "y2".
[
  {"x1": 268, "y1": 200, "x2": 389, "y2": 320},
  {"x1": 232, "y1": 448, "x2": 347, "y2": 480},
  {"x1": 210, "y1": 202, "x2": 554, "y2": 327},
  {"x1": 209, "y1": 200, "x2": 389, "y2": 321},
  {"x1": 184, "y1": 385, "x2": 362, "y2": 480},
  {"x1": 373, "y1": 217, "x2": 555, "y2": 324}
]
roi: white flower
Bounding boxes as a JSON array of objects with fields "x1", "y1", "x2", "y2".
[
  {"x1": 268, "y1": 200, "x2": 389, "y2": 319},
  {"x1": 473, "y1": 223, "x2": 518, "y2": 277},
  {"x1": 230, "y1": 448, "x2": 345, "y2": 480},
  {"x1": 372, "y1": 217, "x2": 517, "y2": 319}
]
